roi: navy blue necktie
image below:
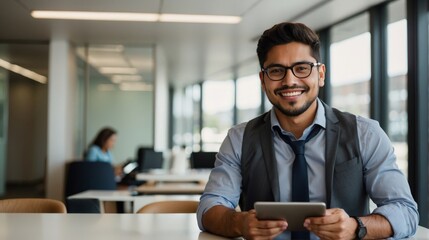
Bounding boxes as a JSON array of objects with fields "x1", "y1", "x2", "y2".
[{"x1": 276, "y1": 125, "x2": 321, "y2": 240}]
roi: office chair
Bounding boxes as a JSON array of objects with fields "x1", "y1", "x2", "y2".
[
  {"x1": 66, "y1": 198, "x2": 101, "y2": 213},
  {"x1": 64, "y1": 161, "x2": 117, "y2": 213},
  {"x1": 0, "y1": 198, "x2": 67, "y2": 213},
  {"x1": 64, "y1": 161, "x2": 117, "y2": 197},
  {"x1": 189, "y1": 151, "x2": 217, "y2": 169},
  {"x1": 136, "y1": 200, "x2": 199, "y2": 213},
  {"x1": 136, "y1": 147, "x2": 164, "y2": 172}
]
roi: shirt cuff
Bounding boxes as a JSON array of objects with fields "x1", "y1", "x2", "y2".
[
  {"x1": 196, "y1": 194, "x2": 236, "y2": 231},
  {"x1": 372, "y1": 203, "x2": 417, "y2": 239}
]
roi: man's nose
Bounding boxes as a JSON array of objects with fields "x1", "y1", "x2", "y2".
[{"x1": 281, "y1": 69, "x2": 299, "y2": 85}]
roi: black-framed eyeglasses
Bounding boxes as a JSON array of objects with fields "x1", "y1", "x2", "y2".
[{"x1": 261, "y1": 62, "x2": 322, "y2": 81}]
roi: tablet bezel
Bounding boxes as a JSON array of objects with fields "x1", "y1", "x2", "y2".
[{"x1": 254, "y1": 202, "x2": 326, "y2": 231}]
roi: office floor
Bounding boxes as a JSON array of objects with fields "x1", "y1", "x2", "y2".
[{"x1": 0, "y1": 181, "x2": 45, "y2": 199}]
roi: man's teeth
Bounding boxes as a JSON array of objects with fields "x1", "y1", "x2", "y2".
[{"x1": 281, "y1": 91, "x2": 302, "y2": 97}]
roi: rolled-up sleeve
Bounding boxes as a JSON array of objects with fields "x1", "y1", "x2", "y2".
[
  {"x1": 358, "y1": 116, "x2": 419, "y2": 238},
  {"x1": 197, "y1": 123, "x2": 246, "y2": 231}
]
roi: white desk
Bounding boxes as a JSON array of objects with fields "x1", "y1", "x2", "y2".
[
  {"x1": 0, "y1": 213, "x2": 229, "y2": 240},
  {"x1": 68, "y1": 190, "x2": 136, "y2": 202},
  {"x1": 68, "y1": 190, "x2": 201, "y2": 213},
  {"x1": 0, "y1": 213, "x2": 427, "y2": 239},
  {"x1": 136, "y1": 169, "x2": 211, "y2": 183},
  {"x1": 136, "y1": 183, "x2": 206, "y2": 195},
  {"x1": 135, "y1": 170, "x2": 210, "y2": 195}
]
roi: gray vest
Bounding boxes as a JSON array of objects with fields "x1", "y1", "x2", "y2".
[{"x1": 240, "y1": 102, "x2": 370, "y2": 216}]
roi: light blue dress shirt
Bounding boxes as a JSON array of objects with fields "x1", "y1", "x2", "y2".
[
  {"x1": 85, "y1": 145, "x2": 113, "y2": 164},
  {"x1": 197, "y1": 99, "x2": 418, "y2": 239}
]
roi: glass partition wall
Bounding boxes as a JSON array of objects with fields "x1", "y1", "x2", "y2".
[
  {"x1": 76, "y1": 45, "x2": 155, "y2": 164},
  {"x1": 0, "y1": 43, "x2": 48, "y2": 198}
]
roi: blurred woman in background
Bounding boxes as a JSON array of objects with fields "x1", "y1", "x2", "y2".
[
  {"x1": 85, "y1": 127, "x2": 117, "y2": 163},
  {"x1": 85, "y1": 127, "x2": 124, "y2": 179}
]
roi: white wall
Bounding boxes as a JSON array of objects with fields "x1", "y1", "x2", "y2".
[
  {"x1": 154, "y1": 45, "x2": 169, "y2": 152},
  {"x1": 46, "y1": 38, "x2": 77, "y2": 200}
]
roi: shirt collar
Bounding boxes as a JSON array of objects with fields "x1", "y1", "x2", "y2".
[{"x1": 270, "y1": 98, "x2": 326, "y2": 140}]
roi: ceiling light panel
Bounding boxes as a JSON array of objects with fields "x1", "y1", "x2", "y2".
[
  {"x1": 31, "y1": 11, "x2": 241, "y2": 24},
  {"x1": 0, "y1": 58, "x2": 47, "y2": 84},
  {"x1": 159, "y1": 14, "x2": 241, "y2": 24},
  {"x1": 89, "y1": 45, "x2": 124, "y2": 52},
  {"x1": 99, "y1": 67, "x2": 138, "y2": 74},
  {"x1": 119, "y1": 82, "x2": 153, "y2": 91},
  {"x1": 32, "y1": 11, "x2": 160, "y2": 21},
  {"x1": 88, "y1": 53, "x2": 130, "y2": 68},
  {"x1": 111, "y1": 75, "x2": 142, "y2": 82}
]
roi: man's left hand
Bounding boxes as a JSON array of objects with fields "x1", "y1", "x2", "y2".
[{"x1": 304, "y1": 208, "x2": 357, "y2": 240}]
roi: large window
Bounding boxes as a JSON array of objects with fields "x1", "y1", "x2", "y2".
[
  {"x1": 202, "y1": 80, "x2": 234, "y2": 151},
  {"x1": 387, "y1": 0, "x2": 408, "y2": 176},
  {"x1": 236, "y1": 74, "x2": 261, "y2": 123},
  {"x1": 330, "y1": 13, "x2": 371, "y2": 117},
  {"x1": 172, "y1": 84, "x2": 201, "y2": 151}
]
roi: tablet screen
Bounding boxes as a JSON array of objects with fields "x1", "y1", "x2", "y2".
[
  {"x1": 254, "y1": 202, "x2": 326, "y2": 231},
  {"x1": 122, "y1": 161, "x2": 138, "y2": 175}
]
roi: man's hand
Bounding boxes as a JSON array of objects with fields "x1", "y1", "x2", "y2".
[
  {"x1": 241, "y1": 209, "x2": 288, "y2": 240},
  {"x1": 202, "y1": 206, "x2": 287, "y2": 240},
  {"x1": 304, "y1": 208, "x2": 357, "y2": 240}
]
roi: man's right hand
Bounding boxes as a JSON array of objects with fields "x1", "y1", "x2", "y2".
[
  {"x1": 241, "y1": 209, "x2": 288, "y2": 240},
  {"x1": 202, "y1": 206, "x2": 287, "y2": 240}
]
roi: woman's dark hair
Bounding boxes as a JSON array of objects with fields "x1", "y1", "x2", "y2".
[
  {"x1": 256, "y1": 22, "x2": 320, "y2": 68},
  {"x1": 91, "y1": 127, "x2": 117, "y2": 149}
]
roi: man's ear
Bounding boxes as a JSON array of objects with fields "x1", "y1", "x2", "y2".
[
  {"x1": 318, "y1": 64, "x2": 326, "y2": 87},
  {"x1": 259, "y1": 70, "x2": 264, "y2": 82},
  {"x1": 259, "y1": 71, "x2": 266, "y2": 91}
]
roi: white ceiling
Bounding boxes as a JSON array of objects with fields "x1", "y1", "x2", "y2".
[{"x1": 0, "y1": 0, "x2": 388, "y2": 87}]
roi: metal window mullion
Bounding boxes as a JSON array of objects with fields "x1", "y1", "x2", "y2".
[
  {"x1": 407, "y1": 0, "x2": 429, "y2": 227},
  {"x1": 317, "y1": 28, "x2": 331, "y2": 105},
  {"x1": 370, "y1": 4, "x2": 388, "y2": 130}
]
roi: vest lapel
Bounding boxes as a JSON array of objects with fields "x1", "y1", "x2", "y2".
[
  {"x1": 323, "y1": 102, "x2": 340, "y2": 208},
  {"x1": 260, "y1": 113, "x2": 280, "y2": 201}
]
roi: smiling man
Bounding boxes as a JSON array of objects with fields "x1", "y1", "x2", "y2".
[{"x1": 197, "y1": 22, "x2": 418, "y2": 240}]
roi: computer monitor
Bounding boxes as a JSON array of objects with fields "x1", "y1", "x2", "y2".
[{"x1": 137, "y1": 147, "x2": 164, "y2": 172}]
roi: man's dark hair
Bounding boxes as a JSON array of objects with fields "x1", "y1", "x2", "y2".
[
  {"x1": 91, "y1": 127, "x2": 117, "y2": 149},
  {"x1": 256, "y1": 22, "x2": 320, "y2": 68}
]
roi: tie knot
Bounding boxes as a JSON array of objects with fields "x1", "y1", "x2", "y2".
[
  {"x1": 274, "y1": 125, "x2": 321, "y2": 156},
  {"x1": 288, "y1": 140, "x2": 305, "y2": 155}
]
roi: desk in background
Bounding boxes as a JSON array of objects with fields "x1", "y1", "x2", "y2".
[
  {"x1": 135, "y1": 169, "x2": 211, "y2": 195},
  {"x1": 136, "y1": 169, "x2": 211, "y2": 183},
  {"x1": 68, "y1": 190, "x2": 201, "y2": 213},
  {"x1": 135, "y1": 183, "x2": 206, "y2": 195}
]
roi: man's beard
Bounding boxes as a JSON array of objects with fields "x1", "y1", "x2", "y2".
[
  {"x1": 268, "y1": 87, "x2": 318, "y2": 117},
  {"x1": 271, "y1": 98, "x2": 315, "y2": 117}
]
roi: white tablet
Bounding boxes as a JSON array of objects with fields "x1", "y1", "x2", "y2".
[{"x1": 254, "y1": 202, "x2": 326, "y2": 231}]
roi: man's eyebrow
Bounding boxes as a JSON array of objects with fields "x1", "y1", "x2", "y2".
[{"x1": 265, "y1": 61, "x2": 313, "y2": 68}]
